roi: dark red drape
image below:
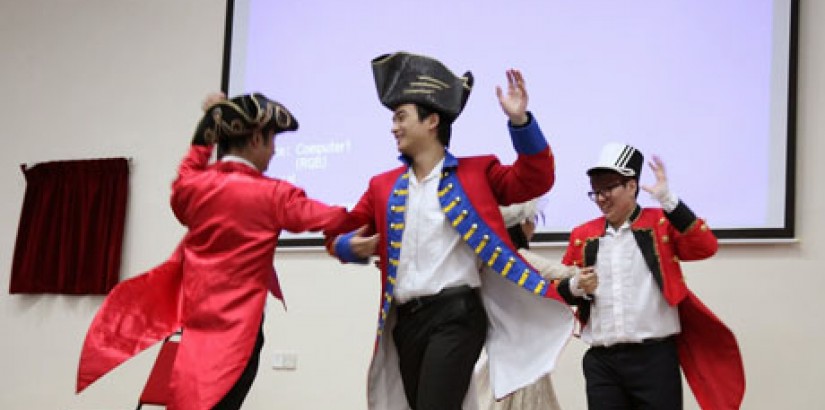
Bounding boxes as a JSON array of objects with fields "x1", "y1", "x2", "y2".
[{"x1": 10, "y1": 158, "x2": 129, "y2": 295}]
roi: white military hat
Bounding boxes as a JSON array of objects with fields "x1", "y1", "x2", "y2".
[{"x1": 587, "y1": 142, "x2": 644, "y2": 178}]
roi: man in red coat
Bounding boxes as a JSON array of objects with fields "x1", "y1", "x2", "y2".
[
  {"x1": 327, "y1": 52, "x2": 574, "y2": 410},
  {"x1": 556, "y1": 143, "x2": 745, "y2": 409},
  {"x1": 77, "y1": 93, "x2": 349, "y2": 410}
]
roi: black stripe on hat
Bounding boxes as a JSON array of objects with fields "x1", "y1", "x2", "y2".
[{"x1": 616, "y1": 145, "x2": 633, "y2": 168}]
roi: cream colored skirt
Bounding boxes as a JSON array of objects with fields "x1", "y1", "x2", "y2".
[{"x1": 475, "y1": 352, "x2": 562, "y2": 410}]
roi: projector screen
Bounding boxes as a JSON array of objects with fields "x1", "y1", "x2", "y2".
[{"x1": 221, "y1": 0, "x2": 797, "y2": 246}]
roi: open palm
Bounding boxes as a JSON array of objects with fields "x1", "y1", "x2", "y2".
[
  {"x1": 496, "y1": 69, "x2": 529, "y2": 125},
  {"x1": 641, "y1": 155, "x2": 669, "y2": 198}
]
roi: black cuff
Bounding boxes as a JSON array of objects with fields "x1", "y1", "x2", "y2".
[
  {"x1": 557, "y1": 277, "x2": 579, "y2": 305},
  {"x1": 665, "y1": 200, "x2": 698, "y2": 233}
]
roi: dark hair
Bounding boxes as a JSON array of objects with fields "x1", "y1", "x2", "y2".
[
  {"x1": 507, "y1": 224, "x2": 530, "y2": 250},
  {"x1": 414, "y1": 104, "x2": 453, "y2": 147},
  {"x1": 216, "y1": 135, "x2": 248, "y2": 159},
  {"x1": 589, "y1": 170, "x2": 640, "y2": 199},
  {"x1": 260, "y1": 120, "x2": 280, "y2": 137},
  {"x1": 216, "y1": 120, "x2": 280, "y2": 158},
  {"x1": 627, "y1": 178, "x2": 640, "y2": 199}
]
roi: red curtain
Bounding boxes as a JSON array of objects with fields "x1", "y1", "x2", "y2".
[{"x1": 10, "y1": 158, "x2": 129, "y2": 295}]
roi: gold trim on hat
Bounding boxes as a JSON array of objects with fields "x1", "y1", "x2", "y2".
[
  {"x1": 403, "y1": 89, "x2": 436, "y2": 95},
  {"x1": 250, "y1": 96, "x2": 265, "y2": 123},
  {"x1": 221, "y1": 101, "x2": 255, "y2": 123},
  {"x1": 460, "y1": 76, "x2": 472, "y2": 90},
  {"x1": 274, "y1": 104, "x2": 292, "y2": 129},
  {"x1": 410, "y1": 81, "x2": 446, "y2": 90},
  {"x1": 228, "y1": 118, "x2": 247, "y2": 134},
  {"x1": 417, "y1": 75, "x2": 449, "y2": 88}
]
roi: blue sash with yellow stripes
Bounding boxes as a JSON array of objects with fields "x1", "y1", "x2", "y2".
[{"x1": 378, "y1": 171, "x2": 409, "y2": 338}]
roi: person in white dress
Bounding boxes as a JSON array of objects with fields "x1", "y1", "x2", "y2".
[{"x1": 475, "y1": 199, "x2": 578, "y2": 410}]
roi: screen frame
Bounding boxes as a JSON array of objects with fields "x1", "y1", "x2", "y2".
[{"x1": 219, "y1": 0, "x2": 798, "y2": 247}]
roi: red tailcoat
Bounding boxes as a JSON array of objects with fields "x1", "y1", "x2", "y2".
[
  {"x1": 559, "y1": 204, "x2": 745, "y2": 410},
  {"x1": 77, "y1": 145, "x2": 347, "y2": 410}
]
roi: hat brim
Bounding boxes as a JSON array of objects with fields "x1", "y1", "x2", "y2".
[{"x1": 586, "y1": 166, "x2": 637, "y2": 177}]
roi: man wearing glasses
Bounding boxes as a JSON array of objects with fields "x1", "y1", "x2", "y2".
[{"x1": 554, "y1": 143, "x2": 745, "y2": 410}]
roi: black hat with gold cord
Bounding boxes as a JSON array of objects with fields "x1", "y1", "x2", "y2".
[
  {"x1": 372, "y1": 52, "x2": 473, "y2": 122},
  {"x1": 191, "y1": 93, "x2": 299, "y2": 146}
]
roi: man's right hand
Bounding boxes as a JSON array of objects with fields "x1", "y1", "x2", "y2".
[
  {"x1": 202, "y1": 92, "x2": 226, "y2": 112},
  {"x1": 348, "y1": 225, "x2": 379, "y2": 259},
  {"x1": 576, "y1": 266, "x2": 599, "y2": 294},
  {"x1": 191, "y1": 92, "x2": 227, "y2": 146}
]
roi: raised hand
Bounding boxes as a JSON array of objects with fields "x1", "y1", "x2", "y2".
[
  {"x1": 202, "y1": 92, "x2": 227, "y2": 112},
  {"x1": 641, "y1": 155, "x2": 670, "y2": 201},
  {"x1": 495, "y1": 69, "x2": 529, "y2": 126},
  {"x1": 192, "y1": 92, "x2": 227, "y2": 146}
]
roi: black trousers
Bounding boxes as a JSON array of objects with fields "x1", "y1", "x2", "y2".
[
  {"x1": 583, "y1": 336, "x2": 682, "y2": 410},
  {"x1": 392, "y1": 286, "x2": 488, "y2": 410},
  {"x1": 212, "y1": 324, "x2": 266, "y2": 410}
]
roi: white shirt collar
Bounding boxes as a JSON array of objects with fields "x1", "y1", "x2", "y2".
[
  {"x1": 605, "y1": 219, "x2": 631, "y2": 235},
  {"x1": 409, "y1": 157, "x2": 446, "y2": 186},
  {"x1": 221, "y1": 154, "x2": 258, "y2": 171}
]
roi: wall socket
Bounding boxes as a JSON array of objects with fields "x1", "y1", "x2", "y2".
[{"x1": 271, "y1": 350, "x2": 298, "y2": 370}]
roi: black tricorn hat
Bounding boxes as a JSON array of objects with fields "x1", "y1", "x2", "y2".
[
  {"x1": 193, "y1": 93, "x2": 299, "y2": 145},
  {"x1": 372, "y1": 52, "x2": 473, "y2": 121}
]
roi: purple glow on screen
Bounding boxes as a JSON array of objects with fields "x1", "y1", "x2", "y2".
[{"x1": 228, "y1": 0, "x2": 789, "y2": 236}]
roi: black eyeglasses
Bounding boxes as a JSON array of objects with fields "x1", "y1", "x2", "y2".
[{"x1": 587, "y1": 181, "x2": 626, "y2": 202}]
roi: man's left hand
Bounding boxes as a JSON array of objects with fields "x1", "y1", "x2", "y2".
[
  {"x1": 496, "y1": 69, "x2": 529, "y2": 126},
  {"x1": 641, "y1": 155, "x2": 670, "y2": 200}
]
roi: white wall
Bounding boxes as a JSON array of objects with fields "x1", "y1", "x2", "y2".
[{"x1": 0, "y1": 1, "x2": 822, "y2": 409}]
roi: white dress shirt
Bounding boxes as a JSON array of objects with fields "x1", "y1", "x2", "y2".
[
  {"x1": 575, "y1": 216, "x2": 681, "y2": 347},
  {"x1": 394, "y1": 159, "x2": 481, "y2": 303}
]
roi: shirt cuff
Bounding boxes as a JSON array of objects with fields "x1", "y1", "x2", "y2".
[
  {"x1": 656, "y1": 191, "x2": 679, "y2": 213},
  {"x1": 334, "y1": 230, "x2": 370, "y2": 264},
  {"x1": 569, "y1": 275, "x2": 586, "y2": 297}
]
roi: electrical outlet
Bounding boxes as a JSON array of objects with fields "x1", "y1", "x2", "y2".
[{"x1": 271, "y1": 350, "x2": 298, "y2": 370}]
